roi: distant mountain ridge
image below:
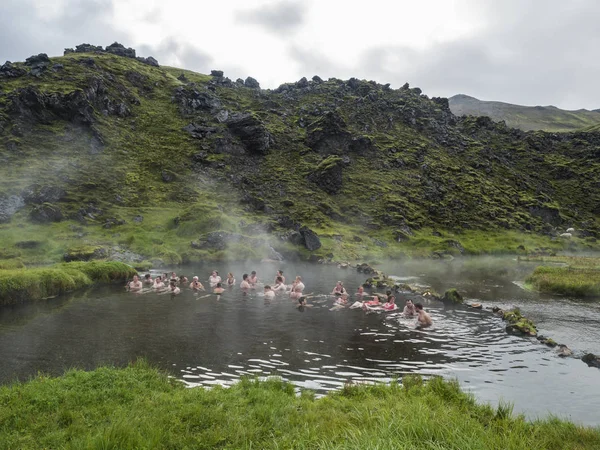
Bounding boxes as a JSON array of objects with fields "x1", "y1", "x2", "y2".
[{"x1": 449, "y1": 94, "x2": 600, "y2": 132}]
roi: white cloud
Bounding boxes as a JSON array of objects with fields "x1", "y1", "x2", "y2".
[{"x1": 1, "y1": 0, "x2": 599, "y2": 109}]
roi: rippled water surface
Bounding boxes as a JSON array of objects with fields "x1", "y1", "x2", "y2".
[{"x1": 1, "y1": 258, "x2": 599, "y2": 425}]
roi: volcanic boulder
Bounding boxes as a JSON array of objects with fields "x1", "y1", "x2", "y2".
[
  {"x1": 226, "y1": 113, "x2": 273, "y2": 155},
  {"x1": 307, "y1": 156, "x2": 343, "y2": 194}
]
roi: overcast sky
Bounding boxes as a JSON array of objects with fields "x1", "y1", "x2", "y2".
[{"x1": 1, "y1": 0, "x2": 599, "y2": 110}]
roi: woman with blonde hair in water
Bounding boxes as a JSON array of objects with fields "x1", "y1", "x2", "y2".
[
  {"x1": 291, "y1": 276, "x2": 305, "y2": 292},
  {"x1": 331, "y1": 281, "x2": 347, "y2": 296},
  {"x1": 226, "y1": 272, "x2": 235, "y2": 287}
]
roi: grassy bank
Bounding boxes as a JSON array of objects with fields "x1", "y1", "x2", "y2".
[
  {"x1": 0, "y1": 261, "x2": 137, "y2": 305},
  {"x1": 0, "y1": 362, "x2": 598, "y2": 449},
  {"x1": 522, "y1": 256, "x2": 600, "y2": 297},
  {"x1": 526, "y1": 265, "x2": 600, "y2": 297}
]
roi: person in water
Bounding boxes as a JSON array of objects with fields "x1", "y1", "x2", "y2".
[
  {"x1": 213, "y1": 282, "x2": 225, "y2": 294},
  {"x1": 189, "y1": 276, "x2": 205, "y2": 291},
  {"x1": 272, "y1": 276, "x2": 287, "y2": 291},
  {"x1": 292, "y1": 276, "x2": 305, "y2": 292},
  {"x1": 263, "y1": 285, "x2": 275, "y2": 300},
  {"x1": 143, "y1": 274, "x2": 153, "y2": 285},
  {"x1": 179, "y1": 275, "x2": 188, "y2": 284},
  {"x1": 248, "y1": 271, "x2": 258, "y2": 286},
  {"x1": 356, "y1": 286, "x2": 367, "y2": 296},
  {"x1": 331, "y1": 281, "x2": 347, "y2": 295},
  {"x1": 289, "y1": 286, "x2": 303, "y2": 300},
  {"x1": 226, "y1": 272, "x2": 235, "y2": 286},
  {"x1": 170, "y1": 272, "x2": 178, "y2": 282},
  {"x1": 209, "y1": 271, "x2": 221, "y2": 286},
  {"x1": 335, "y1": 292, "x2": 349, "y2": 305},
  {"x1": 240, "y1": 274, "x2": 251, "y2": 289},
  {"x1": 403, "y1": 299, "x2": 416, "y2": 317},
  {"x1": 168, "y1": 280, "x2": 181, "y2": 295},
  {"x1": 127, "y1": 275, "x2": 143, "y2": 292},
  {"x1": 363, "y1": 294, "x2": 382, "y2": 308},
  {"x1": 384, "y1": 291, "x2": 396, "y2": 310},
  {"x1": 275, "y1": 270, "x2": 285, "y2": 285},
  {"x1": 415, "y1": 303, "x2": 432, "y2": 327},
  {"x1": 153, "y1": 276, "x2": 166, "y2": 291}
]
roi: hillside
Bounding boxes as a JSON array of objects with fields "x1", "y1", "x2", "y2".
[
  {"x1": 449, "y1": 94, "x2": 600, "y2": 132},
  {"x1": 1, "y1": 43, "x2": 600, "y2": 266}
]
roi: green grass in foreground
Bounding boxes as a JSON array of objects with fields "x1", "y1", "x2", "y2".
[
  {"x1": 525, "y1": 265, "x2": 600, "y2": 297},
  {"x1": 0, "y1": 362, "x2": 598, "y2": 449},
  {"x1": 0, "y1": 261, "x2": 137, "y2": 305}
]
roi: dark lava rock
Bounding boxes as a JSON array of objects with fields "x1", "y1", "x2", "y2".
[
  {"x1": 445, "y1": 239, "x2": 465, "y2": 254},
  {"x1": 582, "y1": 353, "x2": 600, "y2": 369},
  {"x1": 0, "y1": 195, "x2": 25, "y2": 223},
  {"x1": 182, "y1": 122, "x2": 218, "y2": 138},
  {"x1": 105, "y1": 42, "x2": 136, "y2": 58},
  {"x1": 0, "y1": 61, "x2": 26, "y2": 78},
  {"x1": 173, "y1": 86, "x2": 222, "y2": 114},
  {"x1": 177, "y1": 73, "x2": 188, "y2": 82},
  {"x1": 30, "y1": 203, "x2": 64, "y2": 223},
  {"x1": 75, "y1": 43, "x2": 104, "y2": 53},
  {"x1": 22, "y1": 184, "x2": 66, "y2": 204},
  {"x1": 137, "y1": 56, "x2": 159, "y2": 67},
  {"x1": 80, "y1": 57, "x2": 96, "y2": 67},
  {"x1": 214, "y1": 137, "x2": 246, "y2": 156},
  {"x1": 240, "y1": 193, "x2": 266, "y2": 211},
  {"x1": 103, "y1": 218, "x2": 126, "y2": 229},
  {"x1": 225, "y1": 113, "x2": 273, "y2": 154},
  {"x1": 244, "y1": 77, "x2": 260, "y2": 89},
  {"x1": 306, "y1": 111, "x2": 353, "y2": 154},
  {"x1": 286, "y1": 231, "x2": 304, "y2": 246},
  {"x1": 25, "y1": 53, "x2": 50, "y2": 66},
  {"x1": 133, "y1": 215, "x2": 144, "y2": 223},
  {"x1": 307, "y1": 156, "x2": 343, "y2": 194},
  {"x1": 25, "y1": 53, "x2": 50, "y2": 77},
  {"x1": 199, "y1": 231, "x2": 244, "y2": 250},
  {"x1": 161, "y1": 169, "x2": 177, "y2": 183},
  {"x1": 52, "y1": 63, "x2": 64, "y2": 71},
  {"x1": 312, "y1": 75, "x2": 323, "y2": 83},
  {"x1": 211, "y1": 70, "x2": 224, "y2": 77},
  {"x1": 8, "y1": 78, "x2": 126, "y2": 127},
  {"x1": 74, "y1": 203, "x2": 103, "y2": 223},
  {"x1": 356, "y1": 263, "x2": 377, "y2": 274},
  {"x1": 299, "y1": 226, "x2": 321, "y2": 251},
  {"x1": 277, "y1": 216, "x2": 300, "y2": 230}
]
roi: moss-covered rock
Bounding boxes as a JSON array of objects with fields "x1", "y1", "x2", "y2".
[
  {"x1": 442, "y1": 288, "x2": 463, "y2": 304},
  {"x1": 63, "y1": 245, "x2": 108, "y2": 262},
  {"x1": 502, "y1": 309, "x2": 537, "y2": 336}
]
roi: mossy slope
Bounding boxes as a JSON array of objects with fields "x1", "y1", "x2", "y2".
[{"x1": 1, "y1": 47, "x2": 600, "y2": 264}]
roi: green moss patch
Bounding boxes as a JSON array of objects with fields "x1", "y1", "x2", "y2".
[{"x1": 525, "y1": 265, "x2": 600, "y2": 297}]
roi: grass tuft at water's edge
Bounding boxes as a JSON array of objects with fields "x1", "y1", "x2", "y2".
[{"x1": 0, "y1": 361, "x2": 598, "y2": 449}]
